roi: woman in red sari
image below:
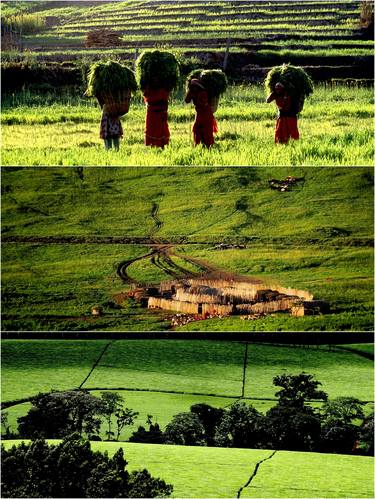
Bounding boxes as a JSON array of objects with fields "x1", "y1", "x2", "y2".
[
  {"x1": 143, "y1": 86, "x2": 170, "y2": 148},
  {"x1": 185, "y1": 79, "x2": 218, "y2": 148},
  {"x1": 267, "y1": 82, "x2": 300, "y2": 144}
]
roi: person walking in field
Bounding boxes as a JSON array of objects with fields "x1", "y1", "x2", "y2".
[
  {"x1": 135, "y1": 50, "x2": 179, "y2": 149},
  {"x1": 85, "y1": 60, "x2": 137, "y2": 152},
  {"x1": 266, "y1": 82, "x2": 300, "y2": 144},
  {"x1": 143, "y1": 84, "x2": 170, "y2": 148},
  {"x1": 265, "y1": 64, "x2": 314, "y2": 144},
  {"x1": 185, "y1": 78, "x2": 218, "y2": 148},
  {"x1": 99, "y1": 103, "x2": 123, "y2": 151}
]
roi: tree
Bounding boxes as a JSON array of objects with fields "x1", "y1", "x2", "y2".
[
  {"x1": 17, "y1": 390, "x2": 103, "y2": 439},
  {"x1": 99, "y1": 392, "x2": 138, "y2": 441},
  {"x1": 214, "y1": 401, "x2": 268, "y2": 448},
  {"x1": 115, "y1": 407, "x2": 139, "y2": 441},
  {"x1": 1, "y1": 434, "x2": 173, "y2": 498},
  {"x1": 265, "y1": 373, "x2": 326, "y2": 451},
  {"x1": 1, "y1": 412, "x2": 12, "y2": 438},
  {"x1": 190, "y1": 403, "x2": 224, "y2": 446},
  {"x1": 358, "y1": 413, "x2": 374, "y2": 455},
  {"x1": 273, "y1": 373, "x2": 328, "y2": 408},
  {"x1": 321, "y1": 397, "x2": 365, "y2": 425},
  {"x1": 320, "y1": 398, "x2": 365, "y2": 454},
  {"x1": 130, "y1": 415, "x2": 165, "y2": 444},
  {"x1": 266, "y1": 404, "x2": 321, "y2": 451},
  {"x1": 164, "y1": 412, "x2": 206, "y2": 446}
]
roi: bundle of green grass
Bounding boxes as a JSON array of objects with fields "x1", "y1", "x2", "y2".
[
  {"x1": 186, "y1": 68, "x2": 228, "y2": 111},
  {"x1": 136, "y1": 50, "x2": 179, "y2": 92},
  {"x1": 186, "y1": 69, "x2": 228, "y2": 97},
  {"x1": 86, "y1": 60, "x2": 137, "y2": 115},
  {"x1": 265, "y1": 63, "x2": 313, "y2": 110}
]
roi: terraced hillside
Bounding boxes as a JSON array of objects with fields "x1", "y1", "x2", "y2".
[{"x1": 2, "y1": 0, "x2": 374, "y2": 80}]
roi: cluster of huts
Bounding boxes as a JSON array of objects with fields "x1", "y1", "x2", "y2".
[{"x1": 129, "y1": 274, "x2": 329, "y2": 318}]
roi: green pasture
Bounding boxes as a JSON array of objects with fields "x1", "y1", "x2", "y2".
[
  {"x1": 2, "y1": 440, "x2": 373, "y2": 498},
  {"x1": 2, "y1": 340, "x2": 373, "y2": 438},
  {"x1": 2, "y1": 85, "x2": 373, "y2": 166},
  {"x1": 1, "y1": 243, "x2": 171, "y2": 332},
  {"x1": 1, "y1": 165, "x2": 373, "y2": 331}
]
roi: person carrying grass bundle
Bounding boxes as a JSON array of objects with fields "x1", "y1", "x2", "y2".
[
  {"x1": 185, "y1": 69, "x2": 227, "y2": 148},
  {"x1": 86, "y1": 60, "x2": 137, "y2": 151},
  {"x1": 99, "y1": 107, "x2": 123, "y2": 151},
  {"x1": 136, "y1": 50, "x2": 179, "y2": 148},
  {"x1": 265, "y1": 64, "x2": 313, "y2": 144}
]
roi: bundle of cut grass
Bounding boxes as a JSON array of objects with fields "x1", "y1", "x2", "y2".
[
  {"x1": 85, "y1": 29, "x2": 122, "y2": 48},
  {"x1": 136, "y1": 50, "x2": 179, "y2": 92},
  {"x1": 186, "y1": 68, "x2": 228, "y2": 112},
  {"x1": 86, "y1": 60, "x2": 137, "y2": 115},
  {"x1": 265, "y1": 63, "x2": 313, "y2": 109}
]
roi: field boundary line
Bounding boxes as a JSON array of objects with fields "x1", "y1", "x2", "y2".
[
  {"x1": 241, "y1": 342, "x2": 249, "y2": 398},
  {"x1": 330, "y1": 345, "x2": 374, "y2": 361},
  {"x1": 3, "y1": 388, "x2": 373, "y2": 410},
  {"x1": 237, "y1": 450, "x2": 277, "y2": 498},
  {"x1": 78, "y1": 341, "x2": 115, "y2": 389}
]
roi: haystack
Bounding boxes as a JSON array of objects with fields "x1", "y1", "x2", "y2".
[{"x1": 85, "y1": 29, "x2": 122, "y2": 48}]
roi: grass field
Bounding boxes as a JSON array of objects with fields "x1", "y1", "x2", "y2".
[
  {"x1": 2, "y1": 339, "x2": 373, "y2": 438},
  {"x1": 1, "y1": 86, "x2": 373, "y2": 166},
  {"x1": 2, "y1": 440, "x2": 373, "y2": 498},
  {"x1": 2, "y1": 166, "x2": 373, "y2": 331}
]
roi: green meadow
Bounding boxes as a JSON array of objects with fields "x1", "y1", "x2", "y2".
[
  {"x1": 2, "y1": 340, "x2": 373, "y2": 439},
  {"x1": 2, "y1": 440, "x2": 373, "y2": 498},
  {"x1": 1, "y1": 166, "x2": 373, "y2": 331}
]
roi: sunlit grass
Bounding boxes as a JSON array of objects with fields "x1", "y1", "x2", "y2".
[{"x1": 1, "y1": 86, "x2": 373, "y2": 166}]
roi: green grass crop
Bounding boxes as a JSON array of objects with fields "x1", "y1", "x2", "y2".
[
  {"x1": 2, "y1": 440, "x2": 373, "y2": 498},
  {"x1": 1, "y1": 86, "x2": 373, "y2": 166}
]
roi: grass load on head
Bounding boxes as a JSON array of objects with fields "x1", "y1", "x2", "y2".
[
  {"x1": 186, "y1": 68, "x2": 228, "y2": 98},
  {"x1": 86, "y1": 60, "x2": 137, "y2": 99},
  {"x1": 265, "y1": 63, "x2": 314, "y2": 109},
  {"x1": 86, "y1": 60, "x2": 137, "y2": 115},
  {"x1": 136, "y1": 50, "x2": 180, "y2": 92}
]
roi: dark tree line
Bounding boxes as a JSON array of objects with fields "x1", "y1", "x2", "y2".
[
  {"x1": 2, "y1": 374, "x2": 372, "y2": 458},
  {"x1": 2, "y1": 434, "x2": 173, "y2": 498},
  {"x1": 130, "y1": 374, "x2": 373, "y2": 456},
  {"x1": 3, "y1": 390, "x2": 138, "y2": 442}
]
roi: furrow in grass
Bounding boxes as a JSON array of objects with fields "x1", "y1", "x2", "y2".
[
  {"x1": 79, "y1": 340, "x2": 115, "y2": 389},
  {"x1": 237, "y1": 450, "x2": 278, "y2": 498}
]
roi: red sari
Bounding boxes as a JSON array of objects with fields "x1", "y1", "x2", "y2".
[
  {"x1": 274, "y1": 94, "x2": 299, "y2": 144},
  {"x1": 186, "y1": 87, "x2": 218, "y2": 147},
  {"x1": 143, "y1": 88, "x2": 170, "y2": 147}
]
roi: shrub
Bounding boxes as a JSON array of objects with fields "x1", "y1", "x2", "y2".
[{"x1": 136, "y1": 50, "x2": 180, "y2": 91}]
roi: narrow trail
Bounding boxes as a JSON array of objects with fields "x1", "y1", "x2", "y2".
[
  {"x1": 237, "y1": 450, "x2": 277, "y2": 498},
  {"x1": 150, "y1": 202, "x2": 163, "y2": 236},
  {"x1": 117, "y1": 249, "x2": 159, "y2": 283}
]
